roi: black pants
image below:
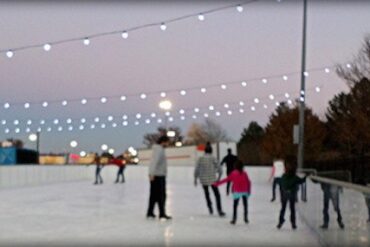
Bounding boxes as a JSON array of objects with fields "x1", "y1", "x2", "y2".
[
  {"x1": 147, "y1": 176, "x2": 166, "y2": 217},
  {"x1": 323, "y1": 192, "x2": 342, "y2": 225},
  {"x1": 300, "y1": 181, "x2": 307, "y2": 202},
  {"x1": 115, "y1": 166, "x2": 125, "y2": 183},
  {"x1": 226, "y1": 170, "x2": 233, "y2": 195},
  {"x1": 272, "y1": 177, "x2": 282, "y2": 200},
  {"x1": 203, "y1": 185, "x2": 223, "y2": 214},
  {"x1": 95, "y1": 167, "x2": 103, "y2": 184},
  {"x1": 232, "y1": 195, "x2": 248, "y2": 222},
  {"x1": 365, "y1": 196, "x2": 370, "y2": 220},
  {"x1": 279, "y1": 191, "x2": 296, "y2": 225}
]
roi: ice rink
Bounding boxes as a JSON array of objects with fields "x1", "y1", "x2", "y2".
[{"x1": 0, "y1": 166, "x2": 368, "y2": 246}]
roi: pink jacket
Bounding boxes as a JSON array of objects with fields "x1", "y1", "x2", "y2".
[{"x1": 213, "y1": 170, "x2": 251, "y2": 194}]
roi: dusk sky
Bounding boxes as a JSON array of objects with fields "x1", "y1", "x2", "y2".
[{"x1": 1, "y1": 0, "x2": 370, "y2": 154}]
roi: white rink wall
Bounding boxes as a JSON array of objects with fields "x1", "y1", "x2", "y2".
[
  {"x1": 0, "y1": 164, "x2": 270, "y2": 189},
  {"x1": 138, "y1": 142, "x2": 237, "y2": 167},
  {"x1": 0, "y1": 165, "x2": 92, "y2": 188}
]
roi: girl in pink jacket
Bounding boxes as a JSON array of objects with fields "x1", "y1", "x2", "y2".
[{"x1": 213, "y1": 160, "x2": 251, "y2": 224}]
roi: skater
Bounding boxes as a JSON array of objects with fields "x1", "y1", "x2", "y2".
[
  {"x1": 113, "y1": 156, "x2": 126, "y2": 183},
  {"x1": 277, "y1": 156, "x2": 307, "y2": 230},
  {"x1": 213, "y1": 160, "x2": 251, "y2": 224},
  {"x1": 146, "y1": 135, "x2": 172, "y2": 220},
  {"x1": 93, "y1": 153, "x2": 103, "y2": 185},
  {"x1": 194, "y1": 143, "x2": 225, "y2": 217},
  {"x1": 269, "y1": 159, "x2": 285, "y2": 202},
  {"x1": 359, "y1": 179, "x2": 370, "y2": 223},
  {"x1": 220, "y1": 148, "x2": 238, "y2": 196},
  {"x1": 317, "y1": 182, "x2": 345, "y2": 229}
]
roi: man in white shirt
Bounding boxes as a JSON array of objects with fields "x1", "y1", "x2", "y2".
[
  {"x1": 146, "y1": 135, "x2": 171, "y2": 220},
  {"x1": 269, "y1": 159, "x2": 285, "y2": 202}
]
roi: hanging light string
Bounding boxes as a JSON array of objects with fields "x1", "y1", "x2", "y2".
[
  {"x1": 0, "y1": 63, "x2": 339, "y2": 110},
  {"x1": 1, "y1": 0, "x2": 259, "y2": 57},
  {"x1": 1, "y1": 85, "x2": 322, "y2": 135}
]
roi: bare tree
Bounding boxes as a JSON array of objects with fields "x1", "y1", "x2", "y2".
[{"x1": 186, "y1": 118, "x2": 230, "y2": 145}]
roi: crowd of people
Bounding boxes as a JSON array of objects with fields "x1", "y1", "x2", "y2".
[{"x1": 92, "y1": 134, "x2": 370, "y2": 229}]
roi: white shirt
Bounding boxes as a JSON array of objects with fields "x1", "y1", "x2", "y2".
[{"x1": 273, "y1": 160, "x2": 285, "y2": 178}]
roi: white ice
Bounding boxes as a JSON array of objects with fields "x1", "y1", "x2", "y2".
[{"x1": 0, "y1": 166, "x2": 368, "y2": 246}]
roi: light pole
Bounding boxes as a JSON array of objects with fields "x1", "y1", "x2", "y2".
[
  {"x1": 298, "y1": 0, "x2": 308, "y2": 169},
  {"x1": 29, "y1": 132, "x2": 40, "y2": 163}
]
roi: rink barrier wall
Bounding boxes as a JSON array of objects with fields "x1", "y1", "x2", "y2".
[
  {"x1": 0, "y1": 165, "x2": 93, "y2": 189},
  {"x1": 0, "y1": 164, "x2": 271, "y2": 189}
]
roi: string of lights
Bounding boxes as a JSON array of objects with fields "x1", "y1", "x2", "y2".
[
  {"x1": 1, "y1": 0, "x2": 260, "y2": 58},
  {"x1": 0, "y1": 63, "x2": 342, "y2": 111},
  {"x1": 0, "y1": 85, "x2": 322, "y2": 135}
]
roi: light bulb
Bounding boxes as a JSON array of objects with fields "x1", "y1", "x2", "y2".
[
  {"x1": 227, "y1": 110, "x2": 232, "y2": 115},
  {"x1": 251, "y1": 106, "x2": 256, "y2": 111},
  {"x1": 224, "y1": 104, "x2": 229, "y2": 108},
  {"x1": 42, "y1": 101, "x2": 48, "y2": 107},
  {"x1": 269, "y1": 94, "x2": 275, "y2": 100},
  {"x1": 66, "y1": 118, "x2": 72, "y2": 124},
  {"x1": 100, "y1": 97, "x2": 107, "y2": 103},
  {"x1": 198, "y1": 14, "x2": 205, "y2": 21},
  {"x1": 201, "y1": 88, "x2": 207, "y2": 93},
  {"x1": 160, "y1": 23, "x2": 167, "y2": 31},
  {"x1": 6, "y1": 50, "x2": 14, "y2": 58},
  {"x1": 180, "y1": 90, "x2": 186, "y2": 96},
  {"x1": 236, "y1": 5, "x2": 243, "y2": 12},
  {"x1": 239, "y1": 109, "x2": 244, "y2": 113},
  {"x1": 140, "y1": 93, "x2": 147, "y2": 99},
  {"x1": 81, "y1": 99, "x2": 87, "y2": 104},
  {"x1": 136, "y1": 113, "x2": 142, "y2": 119},
  {"x1": 80, "y1": 118, "x2": 86, "y2": 123},
  {"x1": 108, "y1": 116, "x2": 114, "y2": 121},
  {"x1": 121, "y1": 31, "x2": 128, "y2": 39},
  {"x1": 123, "y1": 121, "x2": 128, "y2": 126},
  {"x1": 83, "y1": 38, "x2": 90, "y2": 45},
  {"x1": 315, "y1": 86, "x2": 321, "y2": 93},
  {"x1": 43, "y1": 43, "x2": 51, "y2": 51},
  {"x1": 160, "y1": 92, "x2": 166, "y2": 98},
  {"x1": 112, "y1": 123, "x2": 117, "y2": 128},
  {"x1": 221, "y1": 84, "x2": 227, "y2": 90},
  {"x1": 120, "y1": 95, "x2": 126, "y2": 101},
  {"x1": 24, "y1": 103, "x2": 30, "y2": 109},
  {"x1": 239, "y1": 101, "x2": 245, "y2": 106},
  {"x1": 262, "y1": 78, "x2": 268, "y2": 84},
  {"x1": 254, "y1": 98, "x2": 260, "y2": 104},
  {"x1": 304, "y1": 71, "x2": 309, "y2": 77},
  {"x1": 285, "y1": 93, "x2": 290, "y2": 98},
  {"x1": 4, "y1": 103, "x2": 10, "y2": 109},
  {"x1": 194, "y1": 108, "x2": 200, "y2": 113},
  {"x1": 209, "y1": 105, "x2": 214, "y2": 111},
  {"x1": 62, "y1": 100, "x2": 68, "y2": 106},
  {"x1": 151, "y1": 113, "x2": 156, "y2": 118},
  {"x1": 324, "y1": 68, "x2": 330, "y2": 73},
  {"x1": 283, "y1": 75, "x2": 288, "y2": 81}
]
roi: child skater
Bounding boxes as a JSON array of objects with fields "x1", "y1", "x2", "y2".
[
  {"x1": 213, "y1": 160, "x2": 251, "y2": 225},
  {"x1": 277, "y1": 155, "x2": 307, "y2": 230}
]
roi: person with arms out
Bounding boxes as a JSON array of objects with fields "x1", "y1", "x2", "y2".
[
  {"x1": 220, "y1": 148, "x2": 238, "y2": 196},
  {"x1": 146, "y1": 135, "x2": 172, "y2": 220},
  {"x1": 277, "y1": 156, "x2": 307, "y2": 230},
  {"x1": 213, "y1": 160, "x2": 251, "y2": 225},
  {"x1": 194, "y1": 143, "x2": 225, "y2": 217},
  {"x1": 112, "y1": 156, "x2": 126, "y2": 183}
]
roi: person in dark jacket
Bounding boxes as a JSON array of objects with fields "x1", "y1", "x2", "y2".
[
  {"x1": 277, "y1": 156, "x2": 307, "y2": 230},
  {"x1": 220, "y1": 148, "x2": 238, "y2": 196}
]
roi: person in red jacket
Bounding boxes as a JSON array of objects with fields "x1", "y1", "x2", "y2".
[{"x1": 213, "y1": 160, "x2": 251, "y2": 225}]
